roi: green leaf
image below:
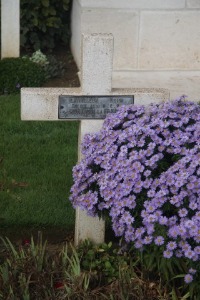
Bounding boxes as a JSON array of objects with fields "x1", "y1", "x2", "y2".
[
  {"x1": 42, "y1": 0, "x2": 49, "y2": 7},
  {"x1": 49, "y1": 7, "x2": 56, "y2": 16},
  {"x1": 181, "y1": 292, "x2": 190, "y2": 299},
  {"x1": 105, "y1": 261, "x2": 112, "y2": 269},
  {"x1": 32, "y1": 18, "x2": 38, "y2": 26},
  {"x1": 171, "y1": 287, "x2": 178, "y2": 300}
]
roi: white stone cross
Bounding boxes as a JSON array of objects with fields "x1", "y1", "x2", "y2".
[
  {"x1": 21, "y1": 34, "x2": 168, "y2": 245},
  {"x1": 1, "y1": 0, "x2": 20, "y2": 59}
]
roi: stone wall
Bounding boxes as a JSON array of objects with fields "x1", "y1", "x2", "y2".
[{"x1": 71, "y1": 0, "x2": 200, "y2": 101}]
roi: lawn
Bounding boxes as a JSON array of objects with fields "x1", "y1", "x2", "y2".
[{"x1": 0, "y1": 94, "x2": 79, "y2": 229}]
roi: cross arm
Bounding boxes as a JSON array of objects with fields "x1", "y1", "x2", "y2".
[{"x1": 21, "y1": 87, "x2": 82, "y2": 121}]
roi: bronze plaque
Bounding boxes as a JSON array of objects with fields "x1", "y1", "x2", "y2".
[{"x1": 58, "y1": 95, "x2": 134, "y2": 119}]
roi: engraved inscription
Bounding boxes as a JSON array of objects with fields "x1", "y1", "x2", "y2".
[{"x1": 58, "y1": 96, "x2": 134, "y2": 119}]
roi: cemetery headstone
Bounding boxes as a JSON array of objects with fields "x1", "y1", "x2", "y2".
[
  {"x1": 21, "y1": 33, "x2": 169, "y2": 245},
  {"x1": 1, "y1": 0, "x2": 20, "y2": 59}
]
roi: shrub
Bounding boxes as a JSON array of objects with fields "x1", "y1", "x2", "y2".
[
  {"x1": 0, "y1": 58, "x2": 46, "y2": 94},
  {"x1": 20, "y1": 0, "x2": 71, "y2": 51},
  {"x1": 70, "y1": 97, "x2": 200, "y2": 292}
]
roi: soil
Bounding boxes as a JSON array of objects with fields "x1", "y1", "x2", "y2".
[{"x1": 42, "y1": 47, "x2": 80, "y2": 88}]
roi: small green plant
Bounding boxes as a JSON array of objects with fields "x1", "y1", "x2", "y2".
[
  {"x1": 29, "y1": 49, "x2": 49, "y2": 67},
  {"x1": 44, "y1": 54, "x2": 66, "y2": 80},
  {"x1": 0, "y1": 235, "x2": 169, "y2": 299},
  {"x1": 0, "y1": 58, "x2": 46, "y2": 94},
  {"x1": 77, "y1": 240, "x2": 133, "y2": 284},
  {"x1": 25, "y1": 50, "x2": 67, "y2": 80}
]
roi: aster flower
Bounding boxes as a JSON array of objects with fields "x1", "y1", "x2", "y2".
[
  {"x1": 70, "y1": 97, "x2": 200, "y2": 268},
  {"x1": 154, "y1": 236, "x2": 165, "y2": 246},
  {"x1": 184, "y1": 273, "x2": 193, "y2": 284},
  {"x1": 163, "y1": 250, "x2": 173, "y2": 259},
  {"x1": 189, "y1": 268, "x2": 196, "y2": 274}
]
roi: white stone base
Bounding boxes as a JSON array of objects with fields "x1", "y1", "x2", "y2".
[
  {"x1": 112, "y1": 71, "x2": 200, "y2": 103},
  {"x1": 75, "y1": 209, "x2": 105, "y2": 245}
]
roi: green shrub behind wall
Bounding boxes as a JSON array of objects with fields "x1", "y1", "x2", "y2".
[
  {"x1": 0, "y1": 58, "x2": 46, "y2": 94},
  {"x1": 20, "y1": 0, "x2": 71, "y2": 51}
]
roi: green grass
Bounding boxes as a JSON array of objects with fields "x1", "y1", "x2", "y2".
[{"x1": 0, "y1": 95, "x2": 79, "y2": 228}]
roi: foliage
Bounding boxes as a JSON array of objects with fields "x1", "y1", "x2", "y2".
[
  {"x1": 20, "y1": 0, "x2": 72, "y2": 51},
  {"x1": 0, "y1": 235, "x2": 169, "y2": 300},
  {"x1": 24, "y1": 49, "x2": 67, "y2": 80},
  {"x1": 0, "y1": 58, "x2": 46, "y2": 94},
  {"x1": 44, "y1": 54, "x2": 66, "y2": 80},
  {"x1": 77, "y1": 239, "x2": 134, "y2": 284},
  {"x1": 70, "y1": 97, "x2": 200, "y2": 296},
  {"x1": 29, "y1": 49, "x2": 49, "y2": 66}
]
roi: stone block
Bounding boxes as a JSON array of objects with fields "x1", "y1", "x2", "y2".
[
  {"x1": 75, "y1": 119, "x2": 105, "y2": 245},
  {"x1": 75, "y1": 209, "x2": 105, "y2": 245},
  {"x1": 80, "y1": 10, "x2": 139, "y2": 70},
  {"x1": 21, "y1": 88, "x2": 81, "y2": 120},
  {"x1": 81, "y1": 34, "x2": 113, "y2": 95},
  {"x1": 139, "y1": 11, "x2": 200, "y2": 70},
  {"x1": 1, "y1": 0, "x2": 20, "y2": 58},
  {"x1": 78, "y1": 0, "x2": 185, "y2": 9},
  {"x1": 112, "y1": 71, "x2": 200, "y2": 102},
  {"x1": 187, "y1": 0, "x2": 200, "y2": 8},
  {"x1": 71, "y1": 0, "x2": 82, "y2": 65}
]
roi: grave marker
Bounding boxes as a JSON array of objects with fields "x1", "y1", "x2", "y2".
[
  {"x1": 21, "y1": 34, "x2": 169, "y2": 245},
  {"x1": 1, "y1": 0, "x2": 20, "y2": 59}
]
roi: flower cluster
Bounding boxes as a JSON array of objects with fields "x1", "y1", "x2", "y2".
[{"x1": 70, "y1": 97, "x2": 200, "y2": 274}]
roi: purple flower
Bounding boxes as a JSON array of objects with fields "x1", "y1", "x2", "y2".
[
  {"x1": 163, "y1": 250, "x2": 173, "y2": 259},
  {"x1": 184, "y1": 273, "x2": 193, "y2": 284},
  {"x1": 167, "y1": 241, "x2": 177, "y2": 251},
  {"x1": 143, "y1": 235, "x2": 153, "y2": 245},
  {"x1": 189, "y1": 268, "x2": 196, "y2": 274},
  {"x1": 178, "y1": 208, "x2": 188, "y2": 217},
  {"x1": 154, "y1": 236, "x2": 165, "y2": 246},
  {"x1": 70, "y1": 97, "x2": 200, "y2": 269}
]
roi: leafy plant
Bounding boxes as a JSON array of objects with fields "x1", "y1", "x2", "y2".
[
  {"x1": 77, "y1": 240, "x2": 134, "y2": 284},
  {"x1": 29, "y1": 49, "x2": 49, "y2": 66},
  {"x1": 0, "y1": 58, "x2": 46, "y2": 94},
  {"x1": 20, "y1": 0, "x2": 72, "y2": 51},
  {"x1": 0, "y1": 235, "x2": 169, "y2": 299},
  {"x1": 25, "y1": 50, "x2": 67, "y2": 80},
  {"x1": 44, "y1": 54, "x2": 66, "y2": 79}
]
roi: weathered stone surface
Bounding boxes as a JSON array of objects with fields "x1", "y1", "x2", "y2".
[
  {"x1": 72, "y1": 8, "x2": 139, "y2": 70},
  {"x1": 81, "y1": 34, "x2": 113, "y2": 94},
  {"x1": 21, "y1": 86, "x2": 169, "y2": 121},
  {"x1": 112, "y1": 71, "x2": 200, "y2": 102},
  {"x1": 78, "y1": 0, "x2": 185, "y2": 9},
  {"x1": 21, "y1": 88, "x2": 81, "y2": 120},
  {"x1": 139, "y1": 11, "x2": 200, "y2": 70},
  {"x1": 1, "y1": 0, "x2": 20, "y2": 58},
  {"x1": 71, "y1": 0, "x2": 200, "y2": 102},
  {"x1": 187, "y1": 0, "x2": 200, "y2": 8}
]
